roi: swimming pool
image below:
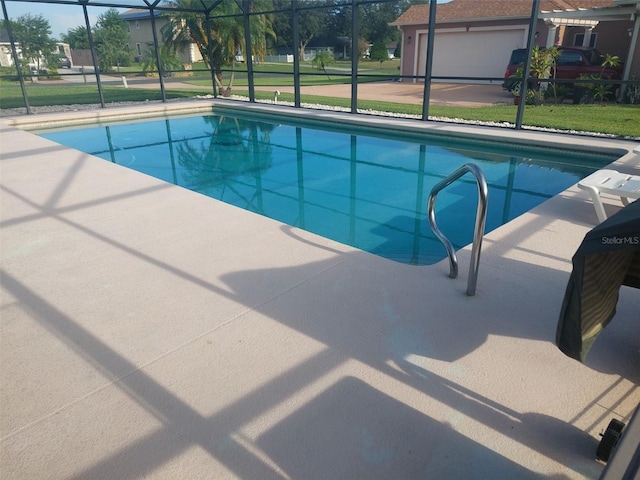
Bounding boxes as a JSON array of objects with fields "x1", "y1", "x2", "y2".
[{"x1": 38, "y1": 110, "x2": 616, "y2": 265}]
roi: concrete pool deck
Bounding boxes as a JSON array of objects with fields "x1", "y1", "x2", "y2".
[{"x1": 1, "y1": 99, "x2": 639, "y2": 479}]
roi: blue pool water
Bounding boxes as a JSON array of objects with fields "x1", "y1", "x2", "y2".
[{"x1": 39, "y1": 111, "x2": 615, "y2": 265}]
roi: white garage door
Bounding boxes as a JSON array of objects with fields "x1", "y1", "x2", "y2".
[{"x1": 417, "y1": 29, "x2": 526, "y2": 81}]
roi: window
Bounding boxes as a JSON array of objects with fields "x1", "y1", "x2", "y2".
[
  {"x1": 557, "y1": 51, "x2": 584, "y2": 66},
  {"x1": 585, "y1": 49, "x2": 604, "y2": 65},
  {"x1": 136, "y1": 43, "x2": 142, "y2": 56},
  {"x1": 574, "y1": 33, "x2": 597, "y2": 48},
  {"x1": 135, "y1": 21, "x2": 140, "y2": 29}
]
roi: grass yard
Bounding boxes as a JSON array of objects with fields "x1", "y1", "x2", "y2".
[
  {"x1": 0, "y1": 84, "x2": 205, "y2": 107},
  {"x1": 173, "y1": 60, "x2": 399, "y2": 87},
  {"x1": 184, "y1": 73, "x2": 396, "y2": 87},
  {"x1": 240, "y1": 89, "x2": 640, "y2": 138},
  {"x1": 1, "y1": 80, "x2": 639, "y2": 138}
]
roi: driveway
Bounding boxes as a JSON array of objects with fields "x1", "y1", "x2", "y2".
[
  {"x1": 255, "y1": 82, "x2": 513, "y2": 107},
  {"x1": 58, "y1": 67, "x2": 512, "y2": 107}
]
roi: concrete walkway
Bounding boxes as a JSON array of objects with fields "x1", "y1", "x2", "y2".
[{"x1": 1, "y1": 100, "x2": 638, "y2": 479}]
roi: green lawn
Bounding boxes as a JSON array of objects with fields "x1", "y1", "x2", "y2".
[
  {"x1": 240, "y1": 89, "x2": 640, "y2": 138},
  {"x1": 171, "y1": 59, "x2": 399, "y2": 87},
  {"x1": 183, "y1": 73, "x2": 395, "y2": 87},
  {"x1": 196, "y1": 58, "x2": 402, "y2": 74},
  {"x1": 0, "y1": 84, "x2": 204, "y2": 107},
  {"x1": 1, "y1": 81, "x2": 638, "y2": 138}
]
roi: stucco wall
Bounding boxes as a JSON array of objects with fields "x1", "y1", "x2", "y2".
[
  {"x1": 126, "y1": 17, "x2": 202, "y2": 65},
  {"x1": 398, "y1": 19, "x2": 548, "y2": 81},
  {"x1": 398, "y1": 16, "x2": 638, "y2": 81},
  {"x1": 127, "y1": 17, "x2": 168, "y2": 60}
]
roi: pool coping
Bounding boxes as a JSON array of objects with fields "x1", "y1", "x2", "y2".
[
  {"x1": 5, "y1": 98, "x2": 637, "y2": 156},
  {"x1": 1, "y1": 100, "x2": 639, "y2": 479}
]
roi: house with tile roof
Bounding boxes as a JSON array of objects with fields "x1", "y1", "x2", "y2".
[{"x1": 391, "y1": 0, "x2": 639, "y2": 84}]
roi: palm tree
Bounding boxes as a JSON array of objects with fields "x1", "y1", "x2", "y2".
[
  {"x1": 161, "y1": 0, "x2": 275, "y2": 95},
  {"x1": 176, "y1": 115, "x2": 275, "y2": 209},
  {"x1": 312, "y1": 50, "x2": 334, "y2": 79},
  {"x1": 140, "y1": 44, "x2": 184, "y2": 76}
]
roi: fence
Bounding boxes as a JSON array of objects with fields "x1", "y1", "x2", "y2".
[{"x1": 264, "y1": 54, "x2": 294, "y2": 63}]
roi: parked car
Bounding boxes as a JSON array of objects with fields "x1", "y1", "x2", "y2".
[
  {"x1": 58, "y1": 56, "x2": 72, "y2": 68},
  {"x1": 502, "y1": 46, "x2": 622, "y2": 90}
]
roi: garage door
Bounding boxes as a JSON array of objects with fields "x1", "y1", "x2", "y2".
[{"x1": 417, "y1": 29, "x2": 526, "y2": 81}]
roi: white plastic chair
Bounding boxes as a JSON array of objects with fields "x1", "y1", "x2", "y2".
[{"x1": 578, "y1": 169, "x2": 640, "y2": 223}]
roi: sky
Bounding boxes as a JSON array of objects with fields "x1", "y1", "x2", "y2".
[
  {"x1": 3, "y1": 0, "x2": 452, "y2": 41},
  {"x1": 4, "y1": 2, "x2": 120, "y2": 40}
]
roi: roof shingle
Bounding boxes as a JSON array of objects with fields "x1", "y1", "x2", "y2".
[{"x1": 392, "y1": 0, "x2": 616, "y2": 25}]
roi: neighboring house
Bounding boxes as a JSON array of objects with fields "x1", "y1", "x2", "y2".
[
  {"x1": 305, "y1": 45, "x2": 336, "y2": 60},
  {"x1": 390, "y1": 0, "x2": 640, "y2": 83},
  {"x1": 120, "y1": 8, "x2": 202, "y2": 65},
  {"x1": 0, "y1": 28, "x2": 13, "y2": 67},
  {"x1": 0, "y1": 45, "x2": 12, "y2": 67}
]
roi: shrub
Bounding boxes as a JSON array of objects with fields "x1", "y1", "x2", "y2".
[
  {"x1": 140, "y1": 46, "x2": 184, "y2": 77},
  {"x1": 623, "y1": 75, "x2": 640, "y2": 104}
]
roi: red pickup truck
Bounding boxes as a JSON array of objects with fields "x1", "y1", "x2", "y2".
[{"x1": 502, "y1": 46, "x2": 622, "y2": 90}]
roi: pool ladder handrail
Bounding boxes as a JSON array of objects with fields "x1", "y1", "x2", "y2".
[{"x1": 427, "y1": 163, "x2": 488, "y2": 296}]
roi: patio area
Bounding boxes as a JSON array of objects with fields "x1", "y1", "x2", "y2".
[{"x1": 1, "y1": 99, "x2": 639, "y2": 479}]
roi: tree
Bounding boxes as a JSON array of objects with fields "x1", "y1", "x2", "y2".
[
  {"x1": 269, "y1": 0, "x2": 418, "y2": 61},
  {"x1": 270, "y1": 0, "x2": 426, "y2": 61},
  {"x1": 161, "y1": 0, "x2": 237, "y2": 95},
  {"x1": 312, "y1": 50, "x2": 333, "y2": 77},
  {"x1": 161, "y1": 0, "x2": 274, "y2": 95},
  {"x1": 93, "y1": 8, "x2": 131, "y2": 72},
  {"x1": 177, "y1": 115, "x2": 275, "y2": 195},
  {"x1": 140, "y1": 45, "x2": 184, "y2": 76},
  {"x1": 369, "y1": 41, "x2": 388, "y2": 66},
  {"x1": 8, "y1": 14, "x2": 56, "y2": 72},
  {"x1": 61, "y1": 26, "x2": 90, "y2": 50},
  {"x1": 275, "y1": 0, "x2": 328, "y2": 61},
  {"x1": 393, "y1": 42, "x2": 401, "y2": 59},
  {"x1": 270, "y1": 0, "x2": 292, "y2": 51},
  {"x1": 323, "y1": 2, "x2": 350, "y2": 45},
  {"x1": 247, "y1": 0, "x2": 276, "y2": 61},
  {"x1": 359, "y1": 1, "x2": 412, "y2": 45},
  {"x1": 357, "y1": 37, "x2": 369, "y2": 61}
]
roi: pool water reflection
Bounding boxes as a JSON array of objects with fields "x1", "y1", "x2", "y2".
[{"x1": 39, "y1": 112, "x2": 615, "y2": 265}]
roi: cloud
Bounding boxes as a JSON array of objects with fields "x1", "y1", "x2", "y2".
[
  {"x1": 50, "y1": 12, "x2": 98, "y2": 38},
  {"x1": 3, "y1": 2, "x2": 105, "y2": 40}
]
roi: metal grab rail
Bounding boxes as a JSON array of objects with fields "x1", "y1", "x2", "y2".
[{"x1": 427, "y1": 163, "x2": 489, "y2": 296}]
